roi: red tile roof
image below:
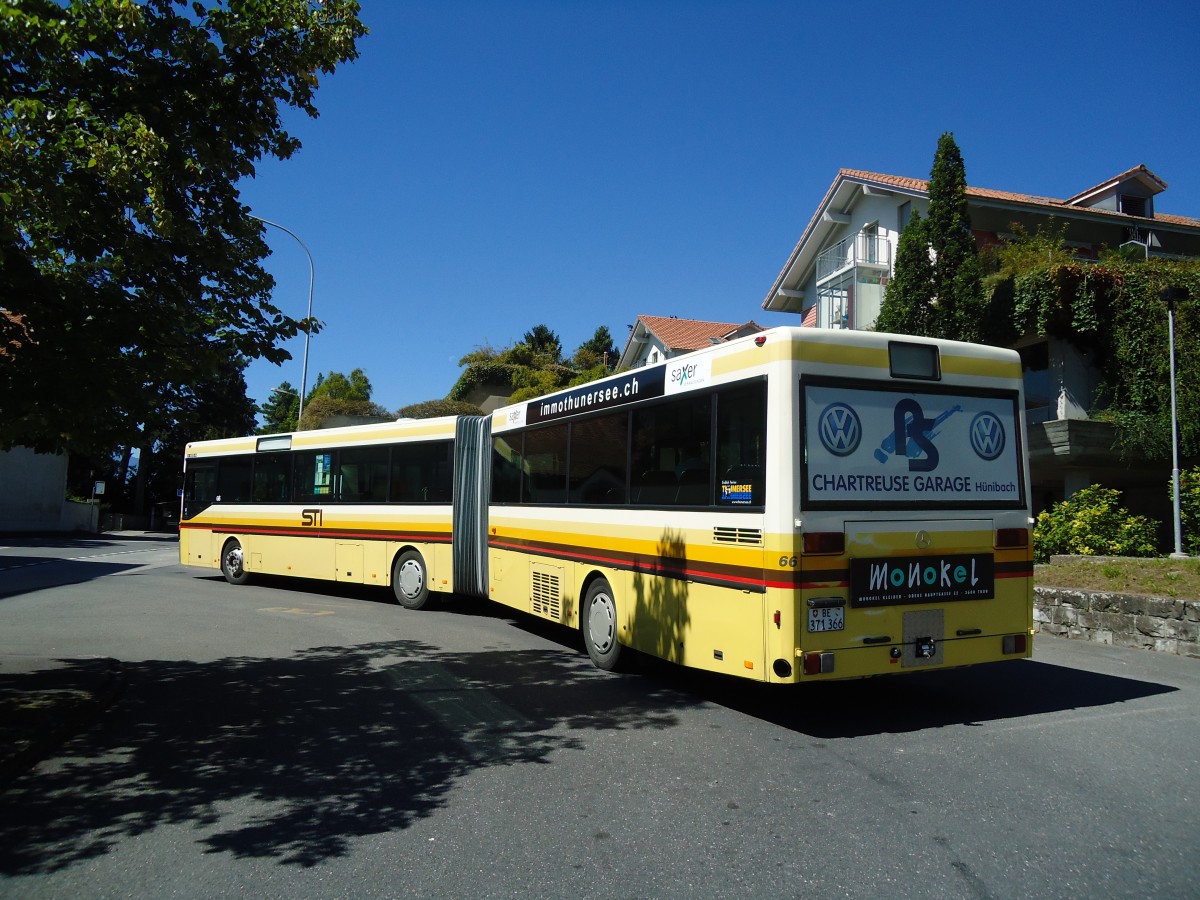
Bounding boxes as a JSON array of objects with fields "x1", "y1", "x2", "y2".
[
  {"x1": 636, "y1": 315, "x2": 761, "y2": 351},
  {"x1": 839, "y1": 167, "x2": 1200, "y2": 227}
]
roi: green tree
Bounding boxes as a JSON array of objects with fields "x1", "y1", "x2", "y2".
[
  {"x1": 522, "y1": 324, "x2": 562, "y2": 364},
  {"x1": 572, "y1": 325, "x2": 618, "y2": 370},
  {"x1": 0, "y1": 0, "x2": 366, "y2": 456},
  {"x1": 448, "y1": 323, "x2": 617, "y2": 406},
  {"x1": 298, "y1": 395, "x2": 392, "y2": 430},
  {"x1": 73, "y1": 349, "x2": 257, "y2": 514},
  {"x1": 136, "y1": 352, "x2": 258, "y2": 515},
  {"x1": 875, "y1": 210, "x2": 934, "y2": 335},
  {"x1": 258, "y1": 382, "x2": 301, "y2": 435},
  {"x1": 298, "y1": 368, "x2": 388, "y2": 429},
  {"x1": 876, "y1": 133, "x2": 988, "y2": 342},
  {"x1": 927, "y1": 132, "x2": 988, "y2": 341},
  {"x1": 307, "y1": 368, "x2": 373, "y2": 403}
]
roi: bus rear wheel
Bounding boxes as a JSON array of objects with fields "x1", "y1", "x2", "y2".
[
  {"x1": 392, "y1": 550, "x2": 430, "y2": 610},
  {"x1": 220, "y1": 539, "x2": 250, "y2": 585},
  {"x1": 582, "y1": 578, "x2": 624, "y2": 671}
]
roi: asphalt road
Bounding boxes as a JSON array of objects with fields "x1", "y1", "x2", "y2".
[{"x1": 0, "y1": 534, "x2": 1197, "y2": 899}]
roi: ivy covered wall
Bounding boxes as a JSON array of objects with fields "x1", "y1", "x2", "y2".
[{"x1": 984, "y1": 236, "x2": 1200, "y2": 460}]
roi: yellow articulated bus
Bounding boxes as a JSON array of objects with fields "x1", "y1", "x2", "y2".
[{"x1": 181, "y1": 326, "x2": 1034, "y2": 683}]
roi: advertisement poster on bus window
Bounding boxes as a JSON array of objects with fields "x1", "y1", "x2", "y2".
[{"x1": 803, "y1": 379, "x2": 1025, "y2": 509}]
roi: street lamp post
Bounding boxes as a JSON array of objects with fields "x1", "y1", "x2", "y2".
[
  {"x1": 1163, "y1": 287, "x2": 1190, "y2": 559},
  {"x1": 250, "y1": 214, "x2": 315, "y2": 425}
]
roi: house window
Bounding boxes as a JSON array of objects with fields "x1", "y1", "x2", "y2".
[
  {"x1": 1120, "y1": 195, "x2": 1147, "y2": 218},
  {"x1": 898, "y1": 201, "x2": 912, "y2": 232},
  {"x1": 863, "y1": 222, "x2": 880, "y2": 264}
]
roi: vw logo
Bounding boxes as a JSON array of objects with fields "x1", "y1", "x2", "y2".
[
  {"x1": 969, "y1": 412, "x2": 1006, "y2": 460},
  {"x1": 818, "y1": 403, "x2": 862, "y2": 457}
]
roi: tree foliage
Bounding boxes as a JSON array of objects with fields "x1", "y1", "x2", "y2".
[
  {"x1": 521, "y1": 324, "x2": 562, "y2": 364},
  {"x1": 989, "y1": 228, "x2": 1200, "y2": 458},
  {"x1": 875, "y1": 210, "x2": 934, "y2": 335},
  {"x1": 135, "y1": 350, "x2": 258, "y2": 513},
  {"x1": 1175, "y1": 466, "x2": 1200, "y2": 556},
  {"x1": 397, "y1": 399, "x2": 485, "y2": 419},
  {"x1": 71, "y1": 349, "x2": 257, "y2": 514},
  {"x1": 572, "y1": 325, "x2": 618, "y2": 370},
  {"x1": 258, "y1": 381, "x2": 300, "y2": 435},
  {"x1": 269, "y1": 368, "x2": 389, "y2": 430},
  {"x1": 927, "y1": 133, "x2": 987, "y2": 340},
  {"x1": 448, "y1": 323, "x2": 617, "y2": 405},
  {"x1": 876, "y1": 132, "x2": 987, "y2": 342},
  {"x1": 298, "y1": 395, "x2": 391, "y2": 431},
  {"x1": 0, "y1": 0, "x2": 366, "y2": 455},
  {"x1": 307, "y1": 367, "x2": 373, "y2": 403}
]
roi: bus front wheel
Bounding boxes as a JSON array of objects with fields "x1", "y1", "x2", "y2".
[
  {"x1": 220, "y1": 539, "x2": 250, "y2": 586},
  {"x1": 582, "y1": 578, "x2": 624, "y2": 671},
  {"x1": 392, "y1": 550, "x2": 430, "y2": 610}
]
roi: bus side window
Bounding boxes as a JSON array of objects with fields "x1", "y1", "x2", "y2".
[
  {"x1": 631, "y1": 395, "x2": 711, "y2": 506},
  {"x1": 522, "y1": 424, "x2": 567, "y2": 504},
  {"x1": 253, "y1": 453, "x2": 292, "y2": 503},
  {"x1": 715, "y1": 381, "x2": 767, "y2": 507},
  {"x1": 183, "y1": 462, "x2": 218, "y2": 519},
  {"x1": 217, "y1": 456, "x2": 253, "y2": 503},
  {"x1": 491, "y1": 435, "x2": 523, "y2": 504},
  {"x1": 339, "y1": 446, "x2": 388, "y2": 502},
  {"x1": 568, "y1": 412, "x2": 628, "y2": 505},
  {"x1": 294, "y1": 451, "x2": 335, "y2": 503}
]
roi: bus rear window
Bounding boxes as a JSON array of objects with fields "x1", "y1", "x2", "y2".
[{"x1": 802, "y1": 378, "x2": 1024, "y2": 511}]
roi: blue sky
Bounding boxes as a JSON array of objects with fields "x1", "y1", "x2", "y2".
[{"x1": 236, "y1": 0, "x2": 1200, "y2": 416}]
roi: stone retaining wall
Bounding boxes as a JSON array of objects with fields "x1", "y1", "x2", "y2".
[{"x1": 1034, "y1": 587, "x2": 1200, "y2": 658}]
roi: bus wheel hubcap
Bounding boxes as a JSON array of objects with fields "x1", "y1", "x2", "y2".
[
  {"x1": 588, "y1": 594, "x2": 615, "y2": 652},
  {"x1": 398, "y1": 560, "x2": 423, "y2": 597}
]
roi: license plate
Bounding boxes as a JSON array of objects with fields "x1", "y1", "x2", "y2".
[{"x1": 808, "y1": 606, "x2": 844, "y2": 633}]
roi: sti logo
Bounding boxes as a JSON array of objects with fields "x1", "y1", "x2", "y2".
[
  {"x1": 969, "y1": 411, "x2": 1006, "y2": 460},
  {"x1": 817, "y1": 402, "x2": 861, "y2": 456}
]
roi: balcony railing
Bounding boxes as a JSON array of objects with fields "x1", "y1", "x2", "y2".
[{"x1": 816, "y1": 232, "x2": 891, "y2": 283}]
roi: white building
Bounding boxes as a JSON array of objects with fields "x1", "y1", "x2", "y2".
[{"x1": 761, "y1": 164, "x2": 1200, "y2": 513}]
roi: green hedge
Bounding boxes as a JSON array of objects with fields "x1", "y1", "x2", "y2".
[{"x1": 1033, "y1": 484, "x2": 1160, "y2": 563}]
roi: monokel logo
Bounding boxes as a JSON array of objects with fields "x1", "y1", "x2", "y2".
[
  {"x1": 969, "y1": 411, "x2": 1005, "y2": 460},
  {"x1": 818, "y1": 403, "x2": 861, "y2": 456}
]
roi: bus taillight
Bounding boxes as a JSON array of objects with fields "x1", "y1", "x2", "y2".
[
  {"x1": 803, "y1": 532, "x2": 845, "y2": 555},
  {"x1": 1002, "y1": 634, "x2": 1028, "y2": 654},
  {"x1": 995, "y1": 528, "x2": 1028, "y2": 548},
  {"x1": 802, "y1": 651, "x2": 835, "y2": 675}
]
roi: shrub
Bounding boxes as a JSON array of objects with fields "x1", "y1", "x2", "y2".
[
  {"x1": 1033, "y1": 484, "x2": 1160, "y2": 563},
  {"x1": 396, "y1": 399, "x2": 484, "y2": 419},
  {"x1": 1171, "y1": 466, "x2": 1200, "y2": 555}
]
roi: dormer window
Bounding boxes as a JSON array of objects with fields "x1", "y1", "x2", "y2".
[{"x1": 1120, "y1": 194, "x2": 1148, "y2": 218}]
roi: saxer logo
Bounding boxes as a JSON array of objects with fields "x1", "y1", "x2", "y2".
[{"x1": 664, "y1": 355, "x2": 711, "y2": 394}]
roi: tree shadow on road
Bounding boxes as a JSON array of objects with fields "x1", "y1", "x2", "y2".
[{"x1": 0, "y1": 640, "x2": 690, "y2": 875}]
